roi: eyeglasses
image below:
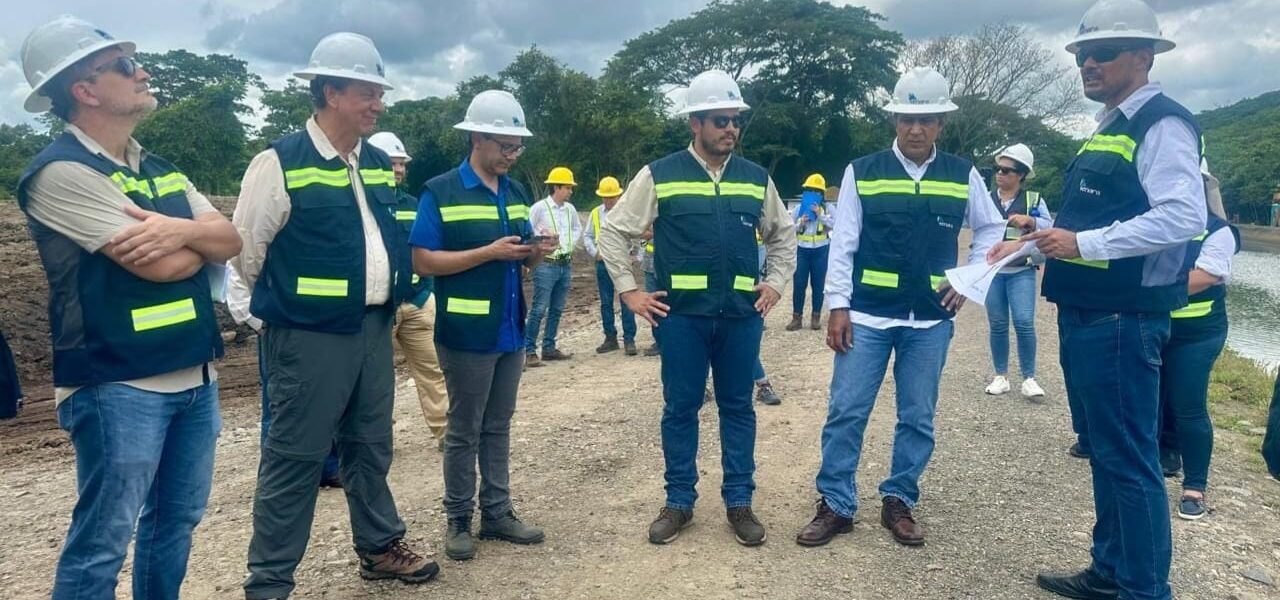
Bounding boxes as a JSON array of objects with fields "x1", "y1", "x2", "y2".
[
  {"x1": 89, "y1": 56, "x2": 140, "y2": 80},
  {"x1": 1074, "y1": 45, "x2": 1140, "y2": 68},
  {"x1": 483, "y1": 134, "x2": 525, "y2": 158},
  {"x1": 995, "y1": 166, "x2": 1022, "y2": 176},
  {"x1": 702, "y1": 115, "x2": 745, "y2": 130}
]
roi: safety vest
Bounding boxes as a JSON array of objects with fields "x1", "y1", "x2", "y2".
[
  {"x1": 797, "y1": 189, "x2": 829, "y2": 244},
  {"x1": 251, "y1": 130, "x2": 409, "y2": 334},
  {"x1": 16, "y1": 133, "x2": 223, "y2": 386},
  {"x1": 1169, "y1": 214, "x2": 1239, "y2": 335},
  {"x1": 393, "y1": 187, "x2": 432, "y2": 300},
  {"x1": 1043, "y1": 93, "x2": 1202, "y2": 313},
  {"x1": 423, "y1": 167, "x2": 532, "y2": 351},
  {"x1": 848, "y1": 148, "x2": 971, "y2": 321},
  {"x1": 993, "y1": 189, "x2": 1041, "y2": 267},
  {"x1": 649, "y1": 149, "x2": 768, "y2": 318}
]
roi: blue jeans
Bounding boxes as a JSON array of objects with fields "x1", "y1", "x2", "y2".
[
  {"x1": 54, "y1": 381, "x2": 220, "y2": 600},
  {"x1": 658, "y1": 313, "x2": 762, "y2": 509},
  {"x1": 1058, "y1": 307, "x2": 1172, "y2": 600},
  {"x1": 752, "y1": 358, "x2": 767, "y2": 383},
  {"x1": 1157, "y1": 326, "x2": 1227, "y2": 492},
  {"x1": 258, "y1": 336, "x2": 338, "y2": 480},
  {"x1": 792, "y1": 245, "x2": 829, "y2": 315},
  {"x1": 525, "y1": 261, "x2": 572, "y2": 354},
  {"x1": 1264, "y1": 374, "x2": 1280, "y2": 478},
  {"x1": 984, "y1": 268, "x2": 1038, "y2": 378},
  {"x1": 816, "y1": 321, "x2": 953, "y2": 518},
  {"x1": 595, "y1": 260, "x2": 636, "y2": 342}
]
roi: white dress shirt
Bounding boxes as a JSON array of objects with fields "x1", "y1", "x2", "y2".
[
  {"x1": 529, "y1": 196, "x2": 583, "y2": 259},
  {"x1": 1196, "y1": 226, "x2": 1236, "y2": 285},
  {"x1": 825, "y1": 140, "x2": 1005, "y2": 329}
]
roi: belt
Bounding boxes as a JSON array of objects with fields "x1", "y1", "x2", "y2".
[{"x1": 546, "y1": 255, "x2": 572, "y2": 264}]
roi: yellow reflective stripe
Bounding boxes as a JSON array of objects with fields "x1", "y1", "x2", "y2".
[
  {"x1": 411, "y1": 273, "x2": 420, "y2": 285},
  {"x1": 439, "y1": 205, "x2": 500, "y2": 222},
  {"x1": 395, "y1": 210, "x2": 416, "y2": 222},
  {"x1": 1191, "y1": 230, "x2": 1208, "y2": 242},
  {"x1": 130, "y1": 298, "x2": 197, "y2": 332},
  {"x1": 798, "y1": 233, "x2": 828, "y2": 243},
  {"x1": 918, "y1": 180, "x2": 968, "y2": 200},
  {"x1": 856, "y1": 179, "x2": 917, "y2": 196},
  {"x1": 718, "y1": 182, "x2": 766, "y2": 200},
  {"x1": 358, "y1": 168, "x2": 396, "y2": 187},
  {"x1": 1059, "y1": 257, "x2": 1110, "y2": 269},
  {"x1": 110, "y1": 172, "x2": 153, "y2": 198},
  {"x1": 506, "y1": 204, "x2": 529, "y2": 220},
  {"x1": 645, "y1": 242, "x2": 654, "y2": 252},
  {"x1": 591, "y1": 207, "x2": 601, "y2": 239},
  {"x1": 1005, "y1": 226, "x2": 1024, "y2": 241},
  {"x1": 655, "y1": 181, "x2": 718, "y2": 199},
  {"x1": 446, "y1": 297, "x2": 490, "y2": 315},
  {"x1": 150, "y1": 173, "x2": 188, "y2": 197},
  {"x1": 296, "y1": 277, "x2": 349, "y2": 297},
  {"x1": 1171, "y1": 300, "x2": 1215, "y2": 319},
  {"x1": 284, "y1": 167, "x2": 351, "y2": 190},
  {"x1": 861, "y1": 269, "x2": 899, "y2": 288},
  {"x1": 930, "y1": 275, "x2": 947, "y2": 289},
  {"x1": 670, "y1": 274, "x2": 708, "y2": 290},
  {"x1": 1078, "y1": 134, "x2": 1136, "y2": 162},
  {"x1": 734, "y1": 275, "x2": 755, "y2": 292}
]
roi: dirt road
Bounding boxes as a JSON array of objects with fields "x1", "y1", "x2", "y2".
[{"x1": 1, "y1": 199, "x2": 1278, "y2": 599}]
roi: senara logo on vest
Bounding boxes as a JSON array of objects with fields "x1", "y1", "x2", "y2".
[{"x1": 1079, "y1": 178, "x2": 1102, "y2": 197}]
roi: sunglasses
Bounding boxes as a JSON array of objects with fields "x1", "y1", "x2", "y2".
[
  {"x1": 896, "y1": 115, "x2": 940, "y2": 127},
  {"x1": 994, "y1": 166, "x2": 1022, "y2": 176},
  {"x1": 89, "y1": 55, "x2": 141, "y2": 80},
  {"x1": 702, "y1": 114, "x2": 745, "y2": 130},
  {"x1": 1074, "y1": 45, "x2": 1140, "y2": 68},
  {"x1": 483, "y1": 134, "x2": 525, "y2": 158}
]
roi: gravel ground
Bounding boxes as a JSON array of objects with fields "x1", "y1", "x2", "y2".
[{"x1": 2, "y1": 266, "x2": 1279, "y2": 599}]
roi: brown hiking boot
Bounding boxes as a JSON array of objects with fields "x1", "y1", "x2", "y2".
[
  {"x1": 727, "y1": 506, "x2": 767, "y2": 546},
  {"x1": 524, "y1": 353, "x2": 543, "y2": 369},
  {"x1": 542, "y1": 348, "x2": 573, "y2": 361},
  {"x1": 596, "y1": 337, "x2": 619, "y2": 354},
  {"x1": 881, "y1": 497, "x2": 924, "y2": 546},
  {"x1": 785, "y1": 313, "x2": 803, "y2": 331},
  {"x1": 358, "y1": 538, "x2": 440, "y2": 583},
  {"x1": 643, "y1": 343, "x2": 660, "y2": 357},
  {"x1": 648, "y1": 507, "x2": 693, "y2": 544},
  {"x1": 810, "y1": 312, "x2": 822, "y2": 330},
  {"x1": 796, "y1": 498, "x2": 853, "y2": 547}
]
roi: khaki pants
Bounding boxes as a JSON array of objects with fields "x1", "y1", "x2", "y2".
[{"x1": 394, "y1": 298, "x2": 449, "y2": 441}]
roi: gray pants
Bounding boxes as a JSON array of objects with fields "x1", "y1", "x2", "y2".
[
  {"x1": 438, "y1": 346, "x2": 523, "y2": 520},
  {"x1": 244, "y1": 308, "x2": 406, "y2": 600}
]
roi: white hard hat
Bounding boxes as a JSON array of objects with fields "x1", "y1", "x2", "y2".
[
  {"x1": 368, "y1": 132, "x2": 411, "y2": 161},
  {"x1": 454, "y1": 90, "x2": 533, "y2": 137},
  {"x1": 996, "y1": 143, "x2": 1036, "y2": 180},
  {"x1": 1066, "y1": 0, "x2": 1175, "y2": 54},
  {"x1": 676, "y1": 69, "x2": 751, "y2": 116},
  {"x1": 20, "y1": 15, "x2": 136, "y2": 113},
  {"x1": 294, "y1": 32, "x2": 393, "y2": 90},
  {"x1": 883, "y1": 66, "x2": 958, "y2": 115}
]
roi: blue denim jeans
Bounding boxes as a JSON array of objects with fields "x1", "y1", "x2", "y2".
[
  {"x1": 816, "y1": 321, "x2": 953, "y2": 518},
  {"x1": 1058, "y1": 307, "x2": 1172, "y2": 600},
  {"x1": 658, "y1": 313, "x2": 763, "y2": 509},
  {"x1": 54, "y1": 381, "x2": 221, "y2": 600},
  {"x1": 1265, "y1": 374, "x2": 1280, "y2": 478},
  {"x1": 984, "y1": 268, "x2": 1038, "y2": 378},
  {"x1": 258, "y1": 336, "x2": 339, "y2": 480},
  {"x1": 792, "y1": 245, "x2": 829, "y2": 315},
  {"x1": 1157, "y1": 326, "x2": 1227, "y2": 492},
  {"x1": 595, "y1": 260, "x2": 636, "y2": 342},
  {"x1": 525, "y1": 261, "x2": 572, "y2": 354},
  {"x1": 752, "y1": 358, "x2": 767, "y2": 383}
]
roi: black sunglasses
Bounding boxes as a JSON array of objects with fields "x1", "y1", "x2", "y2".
[
  {"x1": 702, "y1": 114, "x2": 745, "y2": 130},
  {"x1": 482, "y1": 134, "x2": 526, "y2": 157},
  {"x1": 995, "y1": 166, "x2": 1022, "y2": 176},
  {"x1": 89, "y1": 55, "x2": 140, "y2": 79},
  {"x1": 1075, "y1": 45, "x2": 1140, "y2": 68}
]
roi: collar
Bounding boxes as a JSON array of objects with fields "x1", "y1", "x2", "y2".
[
  {"x1": 66, "y1": 123, "x2": 144, "y2": 171},
  {"x1": 305, "y1": 116, "x2": 360, "y2": 162},
  {"x1": 457, "y1": 157, "x2": 509, "y2": 194},
  {"x1": 1095, "y1": 82, "x2": 1163, "y2": 125},
  {"x1": 542, "y1": 196, "x2": 572, "y2": 211},
  {"x1": 892, "y1": 139, "x2": 937, "y2": 171},
  {"x1": 686, "y1": 143, "x2": 731, "y2": 176}
]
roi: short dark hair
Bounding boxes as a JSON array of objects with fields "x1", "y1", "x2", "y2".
[
  {"x1": 45, "y1": 50, "x2": 108, "y2": 122},
  {"x1": 309, "y1": 76, "x2": 351, "y2": 109}
]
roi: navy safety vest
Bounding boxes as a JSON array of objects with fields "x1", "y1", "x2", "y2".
[
  {"x1": 1169, "y1": 214, "x2": 1239, "y2": 337},
  {"x1": 423, "y1": 168, "x2": 532, "y2": 351},
  {"x1": 393, "y1": 187, "x2": 432, "y2": 300},
  {"x1": 849, "y1": 149, "x2": 972, "y2": 321},
  {"x1": 993, "y1": 189, "x2": 1041, "y2": 267},
  {"x1": 250, "y1": 130, "x2": 409, "y2": 333},
  {"x1": 1043, "y1": 93, "x2": 1203, "y2": 313},
  {"x1": 16, "y1": 133, "x2": 223, "y2": 387},
  {"x1": 649, "y1": 149, "x2": 768, "y2": 318}
]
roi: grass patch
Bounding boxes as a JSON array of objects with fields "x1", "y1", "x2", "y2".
[{"x1": 1208, "y1": 347, "x2": 1276, "y2": 458}]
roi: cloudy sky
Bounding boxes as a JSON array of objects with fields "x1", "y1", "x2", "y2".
[{"x1": 2, "y1": 0, "x2": 1277, "y2": 130}]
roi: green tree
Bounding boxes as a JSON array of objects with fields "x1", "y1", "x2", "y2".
[
  {"x1": 0, "y1": 124, "x2": 52, "y2": 198},
  {"x1": 136, "y1": 49, "x2": 263, "y2": 108},
  {"x1": 1199, "y1": 90, "x2": 1280, "y2": 223},
  {"x1": 134, "y1": 83, "x2": 249, "y2": 196},
  {"x1": 257, "y1": 80, "x2": 314, "y2": 145}
]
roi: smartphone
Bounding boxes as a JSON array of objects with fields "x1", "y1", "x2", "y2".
[{"x1": 522, "y1": 235, "x2": 554, "y2": 245}]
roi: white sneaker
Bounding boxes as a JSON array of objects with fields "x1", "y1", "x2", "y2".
[
  {"x1": 1021, "y1": 378, "x2": 1046, "y2": 398},
  {"x1": 985, "y1": 375, "x2": 1010, "y2": 395}
]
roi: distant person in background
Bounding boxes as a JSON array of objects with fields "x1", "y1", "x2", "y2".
[
  {"x1": 983, "y1": 144, "x2": 1052, "y2": 400},
  {"x1": 0, "y1": 328, "x2": 22, "y2": 420},
  {"x1": 584, "y1": 176, "x2": 639, "y2": 356},
  {"x1": 524, "y1": 166, "x2": 583, "y2": 367},
  {"x1": 787, "y1": 173, "x2": 835, "y2": 332}
]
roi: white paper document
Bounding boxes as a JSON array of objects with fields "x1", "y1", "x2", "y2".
[{"x1": 943, "y1": 244, "x2": 1036, "y2": 306}]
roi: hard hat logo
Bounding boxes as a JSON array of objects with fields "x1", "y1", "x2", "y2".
[{"x1": 93, "y1": 29, "x2": 113, "y2": 40}]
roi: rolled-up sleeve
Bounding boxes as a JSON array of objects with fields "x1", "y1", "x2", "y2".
[
  {"x1": 1195, "y1": 226, "x2": 1236, "y2": 283},
  {"x1": 759, "y1": 178, "x2": 797, "y2": 294},
  {"x1": 230, "y1": 149, "x2": 291, "y2": 290},
  {"x1": 824, "y1": 165, "x2": 862, "y2": 310},
  {"x1": 599, "y1": 166, "x2": 658, "y2": 293},
  {"x1": 965, "y1": 168, "x2": 1004, "y2": 265}
]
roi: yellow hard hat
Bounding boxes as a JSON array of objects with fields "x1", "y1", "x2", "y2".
[
  {"x1": 596, "y1": 176, "x2": 623, "y2": 197},
  {"x1": 803, "y1": 173, "x2": 826, "y2": 191},
  {"x1": 545, "y1": 166, "x2": 577, "y2": 186}
]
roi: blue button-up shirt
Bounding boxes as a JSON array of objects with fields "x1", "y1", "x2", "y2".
[{"x1": 409, "y1": 159, "x2": 530, "y2": 353}]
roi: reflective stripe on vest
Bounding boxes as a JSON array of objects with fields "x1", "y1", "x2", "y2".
[
  {"x1": 655, "y1": 181, "x2": 765, "y2": 201},
  {"x1": 296, "y1": 277, "x2": 349, "y2": 297},
  {"x1": 440, "y1": 205, "x2": 500, "y2": 222},
  {"x1": 930, "y1": 275, "x2": 947, "y2": 289},
  {"x1": 671, "y1": 274, "x2": 708, "y2": 290},
  {"x1": 798, "y1": 233, "x2": 827, "y2": 243},
  {"x1": 861, "y1": 269, "x2": 899, "y2": 288},
  {"x1": 1171, "y1": 300, "x2": 1214, "y2": 319},
  {"x1": 395, "y1": 210, "x2": 416, "y2": 221},
  {"x1": 1191, "y1": 230, "x2": 1208, "y2": 242},
  {"x1": 591, "y1": 207, "x2": 601, "y2": 239},
  {"x1": 358, "y1": 168, "x2": 396, "y2": 187},
  {"x1": 857, "y1": 179, "x2": 966, "y2": 200},
  {"x1": 131, "y1": 298, "x2": 197, "y2": 332},
  {"x1": 283, "y1": 167, "x2": 351, "y2": 190},
  {"x1": 446, "y1": 297, "x2": 490, "y2": 315},
  {"x1": 110, "y1": 172, "x2": 188, "y2": 199},
  {"x1": 151, "y1": 172, "x2": 188, "y2": 197},
  {"x1": 1058, "y1": 257, "x2": 1110, "y2": 269},
  {"x1": 734, "y1": 275, "x2": 755, "y2": 292},
  {"x1": 1077, "y1": 134, "x2": 1137, "y2": 162},
  {"x1": 507, "y1": 204, "x2": 530, "y2": 220}
]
